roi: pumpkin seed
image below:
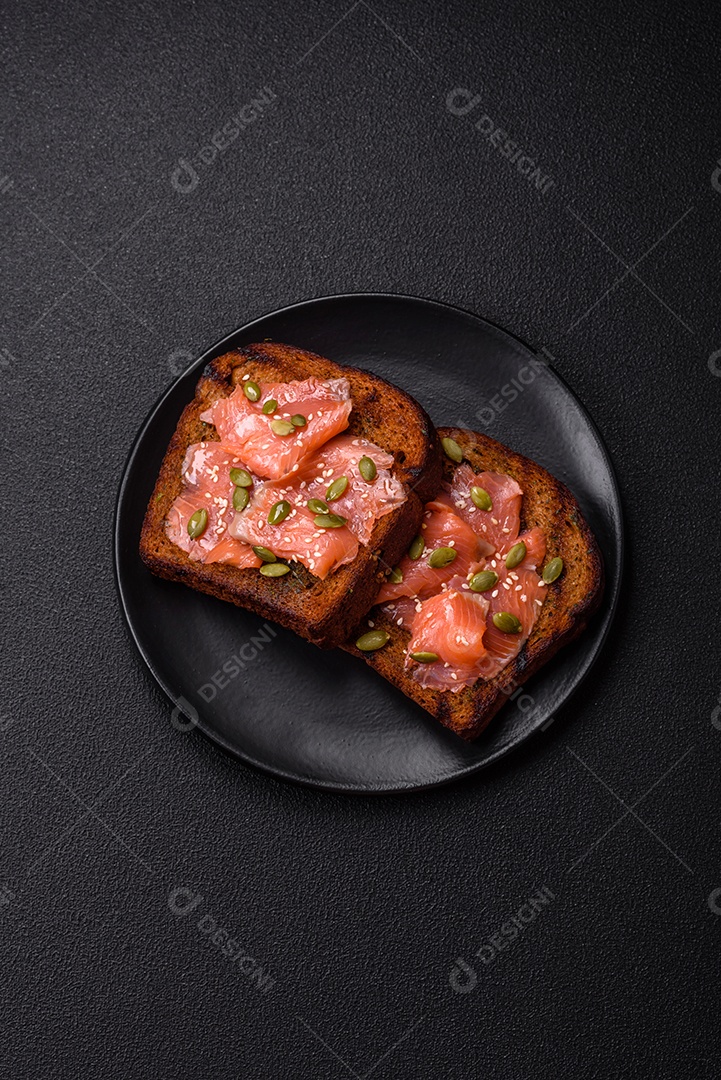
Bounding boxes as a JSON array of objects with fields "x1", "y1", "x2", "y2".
[
  {"x1": 359, "y1": 455, "x2": 377, "y2": 482},
  {"x1": 313, "y1": 513, "x2": 347, "y2": 529},
  {"x1": 326, "y1": 475, "x2": 348, "y2": 502},
  {"x1": 291, "y1": 413, "x2": 307, "y2": 428},
  {"x1": 428, "y1": 546, "x2": 457, "y2": 568},
  {"x1": 355, "y1": 629, "x2": 390, "y2": 652},
  {"x1": 493, "y1": 611, "x2": 522, "y2": 634},
  {"x1": 470, "y1": 485, "x2": 492, "y2": 511},
  {"x1": 307, "y1": 498, "x2": 329, "y2": 514},
  {"x1": 469, "y1": 570, "x2": 498, "y2": 593},
  {"x1": 187, "y1": 508, "x2": 208, "y2": 538},
  {"x1": 389, "y1": 565, "x2": 403, "y2": 584},
  {"x1": 408, "y1": 534, "x2": 424, "y2": 560},
  {"x1": 270, "y1": 419, "x2": 295, "y2": 436},
  {"x1": 542, "y1": 556, "x2": 564, "y2": 584},
  {"x1": 442, "y1": 436, "x2": 463, "y2": 463},
  {"x1": 259, "y1": 562, "x2": 290, "y2": 578},
  {"x1": 268, "y1": 499, "x2": 291, "y2": 525},
  {"x1": 252, "y1": 545, "x2": 276, "y2": 563},
  {"x1": 229, "y1": 467, "x2": 253, "y2": 488},
  {"x1": 261, "y1": 398, "x2": 277, "y2": 414},
  {"x1": 410, "y1": 651, "x2": 439, "y2": 663},
  {"x1": 505, "y1": 541, "x2": 526, "y2": 569},
  {"x1": 244, "y1": 380, "x2": 261, "y2": 402},
  {"x1": 232, "y1": 486, "x2": 250, "y2": 512}
]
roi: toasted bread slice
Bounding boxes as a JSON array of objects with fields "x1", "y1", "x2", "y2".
[
  {"x1": 344, "y1": 426, "x2": 604, "y2": 738},
  {"x1": 140, "y1": 343, "x2": 442, "y2": 648}
]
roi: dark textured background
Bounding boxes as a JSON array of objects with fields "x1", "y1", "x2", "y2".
[{"x1": 2, "y1": 1, "x2": 720, "y2": 1076}]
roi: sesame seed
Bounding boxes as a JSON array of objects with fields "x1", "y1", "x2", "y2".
[
  {"x1": 491, "y1": 517, "x2": 499, "y2": 525},
  {"x1": 451, "y1": 673, "x2": 458, "y2": 680},
  {"x1": 521, "y1": 594, "x2": 527, "y2": 602},
  {"x1": 503, "y1": 582, "x2": 510, "y2": 590},
  {"x1": 535, "y1": 598, "x2": 543, "y2": 606},
  {"x1": 242, "y1": 374, "x2": 250, "y2": 381},
  {"x1": 368, "y1": 620, "x2": 374, "y2": 628},
  {"x1": 491, "y1": 589, "x2": 498, "y2": 597}
]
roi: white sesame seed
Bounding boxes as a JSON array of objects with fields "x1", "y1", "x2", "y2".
[
  {"x1": 491, "y1": 517, "x2": 499, "y2": 525},
  {"x1": 535, "y1": 598, "x2": 543, "y2": 606},
  {"x1": 503, "y1": 582, "x2": 510, "y2": 590},
  {"x1": 491, "y1": 589, "x2": 498, "y2": 597},
  {"x1": 368, "y1": 620, "x2": 374, "y2": 628},
  {"x1": 521, "y1": 594, "x2": 527, "y2": 602}
]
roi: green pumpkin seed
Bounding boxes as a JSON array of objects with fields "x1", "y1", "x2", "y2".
[
  {"x1": 493, "y1": 611, "x2": 522, "y2": 634},
  {"x1": 252, "y1": 545, "x2": 276, "y2": 563},
  {"x1": 187, "y1": 508, "x2": 208, "y2": 538},
  {"x1": 229, "y1": 467, "x2": 253, "y2": 488},
  {"x1": 261, "y1": 398, "x2": 277, "y2": 414},
  {"x1": 442, "y1": 437, "x2": 463, "y2": 463},
  {"x1": 259, "y1": 562, "x2": 290, "y2": 578},
  {"x1": 469, "y1": 570, "x2": 498, "y2": 593},
  {"x1": 270, "y1": 419, "x2": 295, "y2": 436},
  {"x1": 428, "y1": 546, "x2": 457, "y2": 568},
  {"x1": 244, "y1": 380, "x2": 261, "y2": 402},
  {"x1": 291, "y1": 413, "x2": 307, "y2": 428},
  {"x1": 307, "y1": 498, "x2": 329, "y2": 514},
  {"x1": 355, "y1": 629, "x2": 390, "y2": 652},
  {"x1": 358, "y1": 455, "x2": 377, "y2": 482},
  {"x1": 232, "y1": 486, "x2": 250, "y2": 512},
  {"x1": 542, "y1": 556, "x2": 564, "y2": 584},
  {"x1": 505, "y1": 541, "x2": 527, "y2": 569},
  {"x1": 408, "y1": 534, "x2": 424, "y2": 560},
  {"x1": 410, "y1": 651, "x2": 439, "y2": 663},
  {"x1": 268, "y1": 499, "x2": 291, "y2": 525},
  {"x1": 470, "y1": 485, "x2": 492, "y2": 511},
  {"x1": 313, "y1": 513, "x2": 347, "y2": 529},
  {"x1": 326, "y1": 475, "x2": 349, "y2": 502},
  {"x1": 389, "y1": 565, "x2": 403, "y2": 584}
]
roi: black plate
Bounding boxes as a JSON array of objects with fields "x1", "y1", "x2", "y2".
[{"x1": 114, "y1": 295, "x2": 623, "y2": 793}]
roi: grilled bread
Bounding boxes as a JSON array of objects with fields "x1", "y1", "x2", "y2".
[
  {"x1": 344, "y1": 426, "x2": 604, "y2": 739},
  {"x1": 140, "y1": 343, "x2": 443, "y2": 648}
]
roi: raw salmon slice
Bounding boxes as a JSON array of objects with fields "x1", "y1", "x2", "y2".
[
  {"x1": 380, "y1": 596, "x2": 420, "y2": 630},
  {"x1": 405, "y1": 588, "x2": 491, "y2": 691},
  {"x1": 292, "y1": 434, "x2": 405, "y2": 545},
  {"x1": 229, "y1": 478, "x2": 358, "y2": 580},
  {"x1": 200, "y1": 377, "x2": 352, "y2": 480},
  {"x1": 376, "y1": 500, "x2": 493, "y2": 605},
  {"x1": 481, "y1": 565, "x2": 546, "y2": 679},
  {"x1": 165, "y1": 442, "x2": 262, "y2": 569},
  {"x1": 440, "y1": 463, "x2": 523, "y2": 551}
]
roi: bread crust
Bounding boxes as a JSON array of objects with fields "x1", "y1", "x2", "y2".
[
  {"x1": 139, "y1": 343, "x2": 443, "y2": 648},
  {"x1": 344, "y1": 427, "x2": 604, "y2": 739}
]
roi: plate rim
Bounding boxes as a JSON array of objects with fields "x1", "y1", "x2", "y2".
[{"x1": 113, "y1": 291, "x2": 625, "y2": 794}]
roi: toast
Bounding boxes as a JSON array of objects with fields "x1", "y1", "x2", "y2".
[
  {"x1": 344, "y1": 426, "x2": 604, "y2": 739},
  {"x1": 140, "y1": 343, "x2": 443, "y2": 648}
]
